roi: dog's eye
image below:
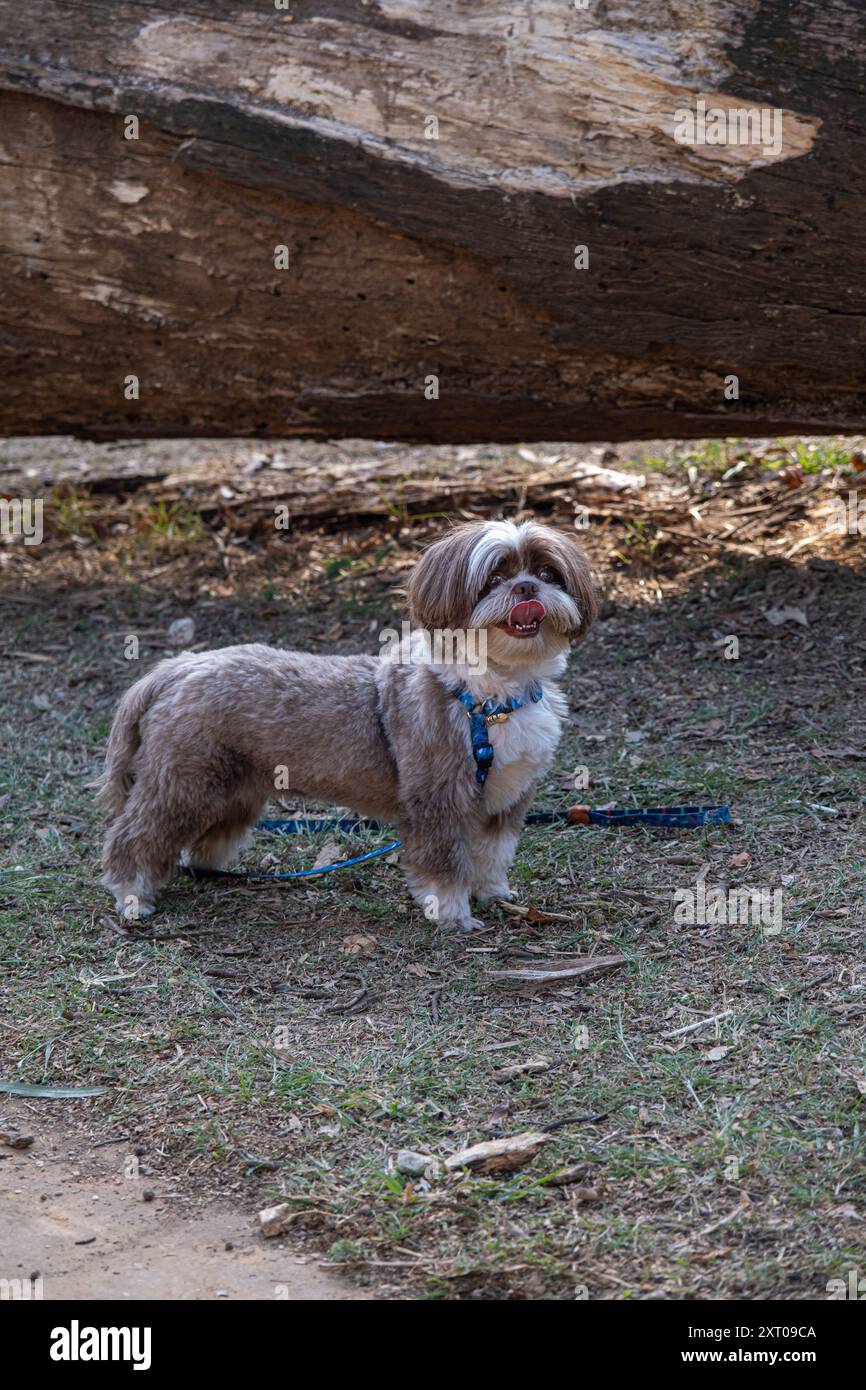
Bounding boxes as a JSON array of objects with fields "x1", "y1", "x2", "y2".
[
  {"x1": 485, "y1": 573, "x2": 505, "y2": 592},
  {"x1": 536, "y1": 565, "x2": 561, "y2": 585}
]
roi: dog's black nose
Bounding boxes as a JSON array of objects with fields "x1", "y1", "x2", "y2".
[{"x1": 511, "y1": 579, "x2": 539, "y2": 599}]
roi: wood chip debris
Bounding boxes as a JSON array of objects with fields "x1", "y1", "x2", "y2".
[
  {"x1": 495, "y1": 900, "x2": 585, "y2": 924},
  {"x1": 444, "y1": 1131, "x2": 552, "y2": 1175},
  {"x1": 488, "y1": 955, "x2": 626, "y2": 987},
  {"x1": 661, "y1": 1008, "x2": 735, "y2": 1040},
  {"x1": 494, "y1": 1056, "x2": 551, "y2": 1081}
]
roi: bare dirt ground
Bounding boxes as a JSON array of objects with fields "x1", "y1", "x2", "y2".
[
  {"x1": 1, "y1": 1097, "x2": 365, "y2": 1300},
  {"x1": 1, "y1": 434, "x2": 865, "y2": 1300}
]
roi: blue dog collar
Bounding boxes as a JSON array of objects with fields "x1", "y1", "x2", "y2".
[{"x1": 453, "y1": 682, "x2": 543, "y2": 785}]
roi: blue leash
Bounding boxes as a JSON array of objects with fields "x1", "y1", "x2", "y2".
[
  {"x1": 180, "y1": 830, "x2": 401, "y2": 881},
  {"x1": 179, "y1": 805, "x2": 729, "y2": 882}
]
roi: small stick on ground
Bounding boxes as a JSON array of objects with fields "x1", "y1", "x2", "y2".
[{"x1": 662, "y1": 1009, "x2": 735, "y2": 1039}]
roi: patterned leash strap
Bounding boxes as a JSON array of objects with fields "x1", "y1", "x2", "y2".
[
  {"x1": 527, "y1": 804, "x2": 730, "y2": 829},
  {"x1": 179, "y1": 805, "x2": 729, "y2": 882}
]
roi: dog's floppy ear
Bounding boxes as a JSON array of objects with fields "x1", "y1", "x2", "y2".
[
  {"x1": 407, "y1": 525, "x2": 480, "y2": 630},
  {"x1": 548, "y1": 532, "x2": 598, "y2": 639}
]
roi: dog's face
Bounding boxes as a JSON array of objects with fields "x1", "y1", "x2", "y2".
[{"x1": 408, "y1": 520, "x2": 596, "y2": 667}]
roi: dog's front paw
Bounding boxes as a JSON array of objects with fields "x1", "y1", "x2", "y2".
[
  {"x1": 120, "y1": 898, "x2": 155, "y2": 921},
  {"x1": 452, "y1": 912, "x2": 487, "y2": 934},
  {"x1": 427, "y1": 904, "x2": 487, "y2": 933},
  {"x1": 473, "y1": 883, "x2": 517, "y2": 904},
  {"x1": 409, "y1": 878, "x2": 484, "y2": 932},
  {"x1": 110, "y1": 891, "x2": 155, "y2": 921}
]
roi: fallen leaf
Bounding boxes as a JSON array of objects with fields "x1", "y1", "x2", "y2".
[
  {"x1": 705, "y1": 1046, "x2": 729, "y2": 1062},
  {"x1": 812, "y1": 745, "x2": 866, "y2": 761},
  {"x1": 694, "y1": 718, "x2": 725, "y2": 736},
  {"x1": 764, "y1": 605, "x2": 808, "y2": 627},
  {"x1": 339, "y1": 933, "x2": 379, "y2": 956},
  {"x1": 729, "y1": 851, "x2": 752, "y2": 869},
  {"x1": 0, "y1": 1081, "x2": 109, "y2": 1098},
  {"x1": 541, "y1": 1163, "x2": 597, "y2": 1188},
  {"x1": 778, "y1": 465, "x2": 803, "y2": 489},
  {"x1": 312, "y1": 837, "x2": 344, "y2": 870},
  {"x1": 485, "y1": 1099, "x2": 511, "y2": 1128}
]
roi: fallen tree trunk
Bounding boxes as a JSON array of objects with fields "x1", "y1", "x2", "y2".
[{"x1": 0, "y1": 1, "x2": 864, "y2": 443}]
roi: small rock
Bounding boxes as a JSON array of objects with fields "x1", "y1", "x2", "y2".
[
  {"x1": 0, "y1": 1129, "x2": 35, "y2": 1149},
  {"x1": 258, "y1": 1203, "x2": 297, "y2": 1238},
  {"x1": 242, "y1": 451, "x2": 270, "y2": 475},
  {"x1": 142, "y1": 1188, "x2": 155, "y2": 1202},
  {"x1": 167, "y1": 616, "x2": 195, "y2": 647},
  {"x1": 395, "y1": 1149, "x2": 437, "y2": 1177}
]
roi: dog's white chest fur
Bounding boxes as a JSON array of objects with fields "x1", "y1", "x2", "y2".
[
  {"x1": 441, "y1": 654, "x2": 569, "y2": 818},
  {"x1": 483, "y1": 691, "x2": 563, "y2": 814}
]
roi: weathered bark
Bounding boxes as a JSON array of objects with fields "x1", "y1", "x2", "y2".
[{"x1": 0, "y1": 1, "x2": 864, "y2": 443}]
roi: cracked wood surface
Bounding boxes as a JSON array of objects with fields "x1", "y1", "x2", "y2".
[{"x1": 0, "y1": 0, "x2": 863, "y2": 442}]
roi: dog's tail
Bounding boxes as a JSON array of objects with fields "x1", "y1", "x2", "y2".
[{"x1": 94, "y1": 657, "x2": 187, "y2": 819}]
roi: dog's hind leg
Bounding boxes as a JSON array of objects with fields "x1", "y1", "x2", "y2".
[
  {"x1": 101, "y1": 807, "x2": 179, "y2": 920},
  {"x1": 182, "y1": 792, "x2": 265, "y2": 871},
  {"x1": 100, "y1": 775, "x2": 222, "y2": 919}
]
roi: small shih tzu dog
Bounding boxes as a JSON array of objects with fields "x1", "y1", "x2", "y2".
[{"x1": 98, "y1": 520, "x2": 596, "y2": 930}]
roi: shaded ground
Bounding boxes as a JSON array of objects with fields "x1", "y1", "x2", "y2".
[{"x1": 1, "y1": 435, "x2": 865, "y2": 1300}]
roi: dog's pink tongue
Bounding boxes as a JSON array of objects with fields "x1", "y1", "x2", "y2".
[{"x1": 508, "y1": 599, "x2": 546, "y2": 627}]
